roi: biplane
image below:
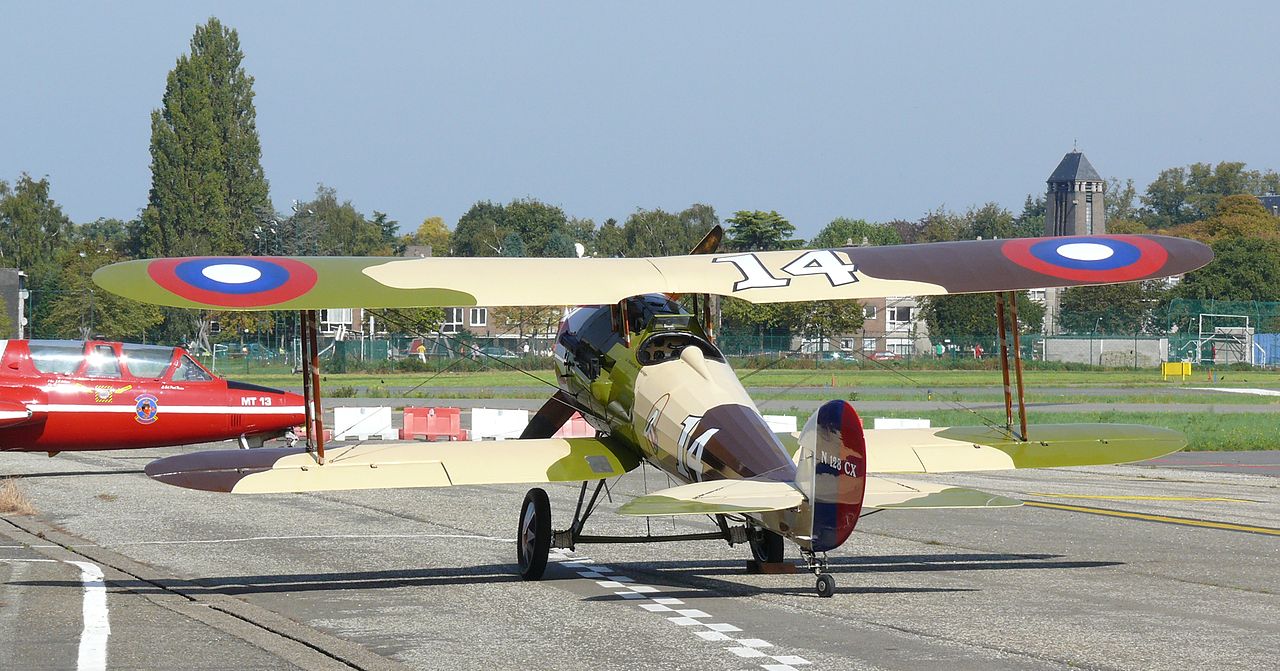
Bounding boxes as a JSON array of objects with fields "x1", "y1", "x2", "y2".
[
  {"x1": 93, "y1": 232, "x2": 1211, "y2": 597},
  {"x1": 0, "y1": 339, "x2": 304, "y2": 454}
]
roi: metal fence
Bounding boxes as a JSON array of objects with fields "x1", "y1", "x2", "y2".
[{"x1": 112, "y1": 298, "x2": 1280, "y2": 373}]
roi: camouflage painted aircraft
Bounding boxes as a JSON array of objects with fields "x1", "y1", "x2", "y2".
[{"x1": 93, "y1": 232, "x2": 1211, "y2": 597}]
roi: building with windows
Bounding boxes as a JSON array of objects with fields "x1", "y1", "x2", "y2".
[
  {"x1": 1042, "y1": 150, "x2": 1106, "y2": 335},
  {"x1": 1260, "y1": 194, "x2": 1280, "y2": 216},
  {"x1": 1045, "y1": 151, "x2": 1106, "y2": 237}
]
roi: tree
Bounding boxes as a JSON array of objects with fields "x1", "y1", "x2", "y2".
[
  {"x1": 452, "y1": 198, "x2": 574, "y2": 257},
  {"x1": 618, "y1": 207, "x2": 705, "y2": 257},
  {"x1": 76, "y1": 217, "x2": 135, "y2": 254},
  {"x1": 1105, "y1": 177, "x2": 1140, "y2": 226},
  {"x1": 1173, "y1": 194, "x2": 1279, "y2": 243},
  {"x1": 1057, "y1": 281, "x2": 1168, "y2": 334},
  {"x1": 403, "y1": 216, "x2": 451, "y2": 254},
  {"x1": 592, "y1": 218, "x2": 625, "y2": 257},
  {"x1": 1141, "y1": 167, "x2": 1191, "y2": 228},
  {"x1": 0, "y1": 173, "x2": 72, "y2": 274},
  {"x1": 919, "y1": 292, "x2": 1042, "y2": 347},
  {"x1": 917, "y1": 207, "x2": 968, "y2": 242},
  {"x1": 140, "y1": 17, "x2": 270, "y2": 257},
  {"x1": 965, "y1": 202, "x2": 1021, "y2": 239},
  {"x1": 38, "y1": 245, "x2": 163, "y2": 339},
  {"x1": 1175, "y1": 237, "x2": 1280, "y2": 303},
  {"x1": 1140, "y1": 161, "x2": 1280, "y2": 229},
  {"x1": 1014, "y1": 195, "x2": 1046, "y2": 237},
  {"x1": 809, "y1": 218, "x2": 900, "y2": 247},
  {"x1": 500, "y1": 232, "x2": 526, "y2": 257},
  {"x1": 371, "y1": 211, "x2": 402, "y2": 255},
  {"x1": 725, "y1": 210, "x2": 798, "y2": 251},
  {"x1": 290, "y1": 185, "x2": 393, "y2": 256},
  {"x1": 543, "y1": 229, "x2": 577, "y2": 257},
  {"x1": 793, "y1": 300, "x2": 865, "y2": 347},
  {"x1": 491, "y1": 306, "x2": 561, "y2": 350}
]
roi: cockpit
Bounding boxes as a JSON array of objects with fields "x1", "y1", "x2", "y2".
[
  {"x1": 22, "y1": 340, "x2": 213, "y2": 382},
  {"x1": 555, "y1": 294, "x2": 723, "y2": 380}
]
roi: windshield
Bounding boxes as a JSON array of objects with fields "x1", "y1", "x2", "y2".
[
  {"x1": 637, "y1": 332, "x2": 724, "y2": 366},
  {"x1": 84, "y1": 345, "x2": 122, "y2": 378},
  {"x1": 28, "y1": 342, "x2": 85, "y2": 375},
  {"x1": 122, "y1": 344, "x2": 176, "y2": 378},
  {"x1": 173, "y1": 355, "x2": 213, "y2": 382}
]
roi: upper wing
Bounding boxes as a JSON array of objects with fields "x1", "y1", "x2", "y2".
[
  {"x1": 91, "y1": 235, "x2": 1211, "y2": 310},
  {"x1": 865, "y1": 424, "x2": 1186, "y2": 474},
  {"x1": 144, "y1": 436, "x2": 639, "y2": 494}
]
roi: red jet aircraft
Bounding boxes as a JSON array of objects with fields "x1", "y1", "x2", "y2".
[{"x1": 0, "y1": 339, "x2": 304, "y2": 454}]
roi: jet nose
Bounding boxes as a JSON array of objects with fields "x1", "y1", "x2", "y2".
[{"x1": 276, "y1": 390, "x2": 306, "y2": 425}]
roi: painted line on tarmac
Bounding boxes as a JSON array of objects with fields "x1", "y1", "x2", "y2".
[
  {"x1": 107, "y1": 532, "x2": 515, "y2": 546},
  {"x1": 1024, "y1": 500, "x2": 1280, "y2": 536},
  {"x1": 1143, "y1": 460, "x2": 1280, "y2": 471},
  {"x1": 550, "y1": 549, "x2": 812, "y2": 671},
  {"x1": 1189, "y1": 387, "x2": 1280, "y2": 397},
  {"x1": 1, "y1": 558, "x2": 110, "y2": 671},
  {"x1": 1027, "y1": 493, "x2": 1256, "y2": 503}
]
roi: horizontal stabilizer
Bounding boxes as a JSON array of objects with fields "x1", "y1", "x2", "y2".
[
  {"x1": 865, "y1": 424, "x2": 1186, "y2": 474},
  {"x1": 616, "y1": 479, "x2": 803, "y2": 517},
  {"x1": 145, "y1": 437, "x2": 639, "y2": 494},
  {"x1": 865, "y1": 477, "x2": 1021, "y2": 509}
]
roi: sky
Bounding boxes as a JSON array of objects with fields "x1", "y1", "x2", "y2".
[{"x1": 3, "y1": 1, "x2": 1278, "y2": 240}]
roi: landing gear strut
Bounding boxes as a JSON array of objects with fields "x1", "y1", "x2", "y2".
[
  {"x1": 748, "y1": 526, "x2": 785, "y2": 564},
  {"x1": 801, "y1": 547, "x2": 835, "y2": 598}
]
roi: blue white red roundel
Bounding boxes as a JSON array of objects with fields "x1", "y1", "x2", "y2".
[
  {"x1": 147, "y1": 257, "x2": 319, "y2": 307},
  {"x1": 1001, "y1": 236, "x2": 1168, "y2": 283}
]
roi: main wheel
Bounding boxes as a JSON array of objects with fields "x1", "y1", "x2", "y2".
[
  {"x1": 517, "y1": 488, "x2": 552, "y2": 580},
  {"x1": 815, "y1": 572, "x2": 836, "y2": 598},
  {"x1": 749, "y1": 528, "x2": 785, "y2": 564}
]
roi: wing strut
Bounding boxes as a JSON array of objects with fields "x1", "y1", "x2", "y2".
[
  {"x1": 994, "y1": 292, "x2": 1028, "y2": 440},
  {"x1": 299, "y1": 310, "x2": 326, "y2": 464}
]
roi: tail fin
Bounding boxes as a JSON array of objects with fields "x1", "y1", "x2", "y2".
[{"x1": 797, "y1": 400, "x2": 868, "y2": 552}]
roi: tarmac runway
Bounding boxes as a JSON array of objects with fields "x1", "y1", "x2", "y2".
[{"x1": 2, "y1": 446, "x2": 1277, "y2": 670}]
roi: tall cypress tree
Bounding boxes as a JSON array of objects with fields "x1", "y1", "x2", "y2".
[{"x1": 142, "y1": 17, "x2": 269, "y2": 256}]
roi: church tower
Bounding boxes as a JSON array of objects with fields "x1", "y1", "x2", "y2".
[{"x1": 1045, "y1": 151, "x2": 1106, "y2": 236}]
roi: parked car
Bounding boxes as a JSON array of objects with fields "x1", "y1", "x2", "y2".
[{"x1": 869, "y1": 351, "x2": 901, "y2": 361}]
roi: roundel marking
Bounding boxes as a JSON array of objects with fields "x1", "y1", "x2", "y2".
[
  {"x1": 1001, "y1": 236, "x2": 1168, "y2": 282},
  {"x1": 147, "y1": 257, "x2": 319, "y2": 307}
]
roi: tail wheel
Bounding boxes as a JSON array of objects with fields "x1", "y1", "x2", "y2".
[
  {"x1": 815, "y1": 573, "x2": 836, "y2": 598},
  {"x1": 749, "y1": 528, "x2": 785, "y2": 564},
  {"x1": 517, "y1": 488, "x2": 552, "y2": 580}
]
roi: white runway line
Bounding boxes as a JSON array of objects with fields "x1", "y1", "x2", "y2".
[
  {"x1": 1189, "y1": 387, "x2": 1280, "y2": 397},
  {"x1": 67, "y1": 561, "x2": 110, "y2": 671},
  {"x1": 0, "y1": 558, "x2": 110, "y2": 671},
  {"x1": 550, "y1": 548, "x2": 812, "y2": 671},
  {"x1": 107, "y1": 532, "x2": 515, "y2": 546}
]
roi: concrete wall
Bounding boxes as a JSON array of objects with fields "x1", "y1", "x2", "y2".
[{"x1": 1043, "y1": 337, "x2": 1167, "y2": 367}]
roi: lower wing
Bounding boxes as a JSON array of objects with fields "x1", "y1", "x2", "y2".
[
  {"x1": 615, "y1": 477, "x2": 1018, "y2": 516},
  {"x1": 865, "y1": 424, "x2": 1185, "y2": 474},
  {"x1": 145, "y1": 437, "x2": 639, "y2": 494}
]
